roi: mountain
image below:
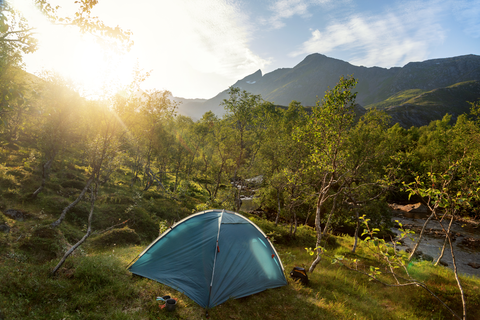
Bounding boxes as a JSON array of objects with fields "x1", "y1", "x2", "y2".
[
  {"x1": 175, "y1": 54, "x2": 480, "y2": 125},
  {"x1": 380, "y1": 80, "x2": 480, "y2": 127},
  {"x1": 171, "y1": 96, "x2": 208, "y2": 120}
]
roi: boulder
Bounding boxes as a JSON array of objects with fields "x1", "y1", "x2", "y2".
[
  {"x1": 422, "y1": 254, "x2": 434, "y2": 262},
  {"x1": 389, "y1": 203, "x2": 429, "y2": 213},
  {"x1": 460, "y1": 237, "x2": 480, "y2": 249},
  {"x1": 467, "y1": 262, "x2": 480, "y2": 269},
  {"x1": 405, "y1": 248, "x2": 423, "y2": 258},
  {"x1": 439, "y1": 260, "x2": 448, "y2": 267},
  {"x1": 0, "y1": 223, "x2": 10, "y2": 234},
  {"x1": 3, "y1": 209, "x2": 28, "y2": 221}
]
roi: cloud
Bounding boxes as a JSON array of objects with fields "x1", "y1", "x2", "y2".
[
  {"x1": 265, "y1": 0, "x2": 333, "y2": 29},
  {"x1": 176, "y1": 0, "x2": 270, "y2": 78},
  {"x1": 267, "y1": 0, "x2": 310, "y2": 29},
  {"x1": 289, "y1": 0, "x2": 447, "y2": 67},
  {"x1": 95, "y1": 0, "x2": 268, "y2": 82}
]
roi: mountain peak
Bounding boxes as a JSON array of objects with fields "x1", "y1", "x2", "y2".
[{"x1": 240, "y1": 69, "x2": 262, "y2": 83}]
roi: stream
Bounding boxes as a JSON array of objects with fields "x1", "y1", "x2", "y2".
[
  {"x1": 391, "y1": 209, "x2": 480, "y2": 277},
  {"x1": 241, "y1": 196, "x2": 480, "y2": 277}
]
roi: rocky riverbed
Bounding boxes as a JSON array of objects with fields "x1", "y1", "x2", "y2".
[{"x1": 390, "y1": 204, "x2": 480, "y2": 277}]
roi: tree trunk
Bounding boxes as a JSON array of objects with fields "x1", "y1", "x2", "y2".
[
  {"x1": 51, "y1": 181, "x2": 97, "y2": 275},
  {"x1": 352, "y1": 209, "x2": 360, "y2": 253},
  {"x1": 293, "y1": 212, "x2": 298, "y2": 237},
  {"x1": 32, "y1": 156, "x2": 55, "y2": 198},
  {"x1": 435, "y1": 215, "x2": 454, "y2": 266},
  {"x1": 308, "y1": 201, "x2": 323, "y2": 273},
  {"x1": 275, "y1": 187, "x2": 281, "y2": 226},
  {"x1": 321, "y1": 196, "x2": 337, "y2": 239},
  {"x1": 447, "y1": 230, "x2": 466, "y2": 319},
  {"x1": 50, "y1": 174, "x2": 95, "y2": 228},
  {"x1": 408, "y1": 210, "x2": 435, "y2": 260},
  {"x1": 174, "y1": 168, "x2": 179, "y2": 193}
]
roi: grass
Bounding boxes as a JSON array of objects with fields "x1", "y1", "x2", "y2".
[
  {"x1": 365, "y1": 80, "x2": 480, "y2": 112},
  {"x1": 1, "y1": 217, "x2": 479, "y2": 319},
  {"x1": 1, "y1": 144, "x2": 480, "y2": 320}
]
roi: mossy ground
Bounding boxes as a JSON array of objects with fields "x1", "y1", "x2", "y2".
[{"x1": 1, "y1": 144, "x2": 479, "y2": 320}]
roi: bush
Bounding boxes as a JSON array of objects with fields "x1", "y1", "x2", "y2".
[
  {"x1": 19, "y1": 224, "x2": 67, "y2": 262},
  {"x1": 92, "y1": 204, "x2": 130, "y2": 230},
  {"x1": 127, "y1": 207, "x2": 159, "y2": 242},
  {"x1": 74, "y1": 255, "x2": 125, "y2": 290},
  {"x1": 248, "y1": 216, "x2": 316, "y2": 246},
  {"x1": 0, "y1": 233, "x2": 9, "y2": 254},
  {"x1": 6, "y1": 168, "x2": 26, "y2": 178},
  {"x1": 0, "y1": 211, "x2": 6, "y2": 224},
  {"x1": 61, "y1": 180, "x2": 86, "y2": 190},
  {"x1": 59, "y1": 222, "x2": 85, "y2": 243},
  {"x1": 99, "y1": 193, "x2": 136, "y2": 205},
  {"x1": 40, "y1": 195, "x2": 71, "y2": 215},
  {"x1": 89, "y1": 227, "x2": 141, "y2": 248}
]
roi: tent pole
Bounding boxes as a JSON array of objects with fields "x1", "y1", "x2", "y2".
[{"x1": 206, "y1": 209, "x2": 225, "y2": 308}]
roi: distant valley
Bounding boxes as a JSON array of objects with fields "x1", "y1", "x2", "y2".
[{"x1": 174, "y1": 54, "x2": 480, "y2": 127}]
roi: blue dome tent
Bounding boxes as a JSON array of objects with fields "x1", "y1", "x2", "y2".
[{"x1": 128, "y1": 209, "x2": 287, "y2": 308}]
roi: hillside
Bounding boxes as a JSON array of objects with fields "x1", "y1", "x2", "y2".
[
  {"x1": 1, "y1": 142, "x2": 480, "y2": 319},
  {"x1": 368, "y1": 80, "x2": 480, "y2": 127}
]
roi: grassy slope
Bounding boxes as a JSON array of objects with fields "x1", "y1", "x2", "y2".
[
  {"x1": 363, "y1": 81, "x2": 480, "y2": 127},
  {"x1": 1, "y1": 145, "x2": 480, "y2": 320},
  {"x1": 365, "y1": 80, "x2": 480, "y2": 112},
  {"x1": 365, "y1": 89, "x2": 426, "y2": 110}
]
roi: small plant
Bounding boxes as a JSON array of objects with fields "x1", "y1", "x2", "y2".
[
  {"x1": 279, "y1": 251, "x2": 296, "y2": 265},
  {"x1": 325, "y1": 215, "x2": 463, "y2": 320},
  {"x1": 159, "y1": 220, "x2": 168, "y2": 235}
]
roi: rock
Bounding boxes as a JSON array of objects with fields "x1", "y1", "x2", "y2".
[
  {"x1": 467, "y1": 262, "x2": 480, "y2": 269},
  {"x1": 3, "y1": 209, "x2": 27, "y2": 221},
  {"x1": 460, "y1": 237, "x2": 480, "y2": 249},
  {"x1": 422, "y1": 254, "x2": 434, "y2": 262},
  {"x1": 405, "y1": 248, "x2": 423, "y2": 258},
  {"x1": 0, "y1": 223, "x2": 10, "y2": 234},
  {"x1": 390, "y1": 203, "x2": 429, "y2": 213},
  {"x1": 439, "y1": 260, "x2": 448, "y2": 267}
]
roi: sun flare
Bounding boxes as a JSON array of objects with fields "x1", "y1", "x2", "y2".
[
  {"x1": 10, "y1": 0, "x2": 137, "y2": 98},
  {"x1": 60, "y1": 35, "x2": 136, "y2": 98}
]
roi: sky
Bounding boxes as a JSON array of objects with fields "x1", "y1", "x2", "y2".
[{"x1": 10, "y1": 0, "x2": 480, "y2": 99}]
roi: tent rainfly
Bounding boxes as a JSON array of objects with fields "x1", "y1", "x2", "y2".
[{"x1": 128, "y1": 209, "x2": 288, "y2": 308}]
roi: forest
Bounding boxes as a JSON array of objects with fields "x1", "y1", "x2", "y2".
[{"x1": 2, "y1": 1, "x2": 480, "y2": 319}]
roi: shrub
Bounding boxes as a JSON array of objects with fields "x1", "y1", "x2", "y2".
[
  {"x1": 248, "y1": 216, "x2": 316, "y2": 246},
  {"x1": 0, "y1": 211, "x2": 6, "y2": 224},
  {"x1": 6, "y1": 168, "x2": 26, "y2": 178},
  {"x1": 127, "y1": 207, "x2": 159, "y2": 242},
  {"x1": 0, "y1": 233, "x2": 9, "y2": 254},
  {"x1": 61, "y1": 180, "x2": 86, "y2": 190},
  {"x1": 40, "y1": 195, "x2": 72, "y2": 216},
  {"x1": 74, "y1": 255, "x2": 125, "y2": 291},
  {"x1": 89, "y1": 227, "x2": 141, "y2": 248},
  {"x1": 59, "y1": 222, "x2": 85, "y2": 243},
  {"x1": 19, "y1": 224, "x2": 67, "y2": 262},
  {"x1": 99, "y1": 193, "x2": 136, "y2": 205}
]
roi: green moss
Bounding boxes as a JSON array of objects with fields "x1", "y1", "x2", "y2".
[
  {"x1": 0, "y1": 211, "x2": 6, "y2": 224},
  {"x1": 19, "y1": 224, "x2": 67, "y2": 262},
  {"x1": 59, "y1": 222, "x2": 85, "y2": 244},
  {"x1": 61, "y1": 179, "x2": 86, "y2": 190},
  {"x1": 89, "y1": 227, "x2": 141, "y2": 248},
  {"x1": 127, "y1": 207, "x2": 158, "y2": 242}
]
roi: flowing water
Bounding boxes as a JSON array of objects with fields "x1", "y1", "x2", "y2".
[
  {"x1": 241, "y1": 197, "x2": 480, "y2": 277},
  {"x1": 391, "y1": 210, "x2": 480, "y2": 277}
]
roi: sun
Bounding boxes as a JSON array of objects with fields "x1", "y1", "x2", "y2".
[
  {"x1": 11, "y1": 0, "x2": 137, "y2": 98},
  {"x1": 61, "y1": 35, "x2": 136, "y2": 98}
]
